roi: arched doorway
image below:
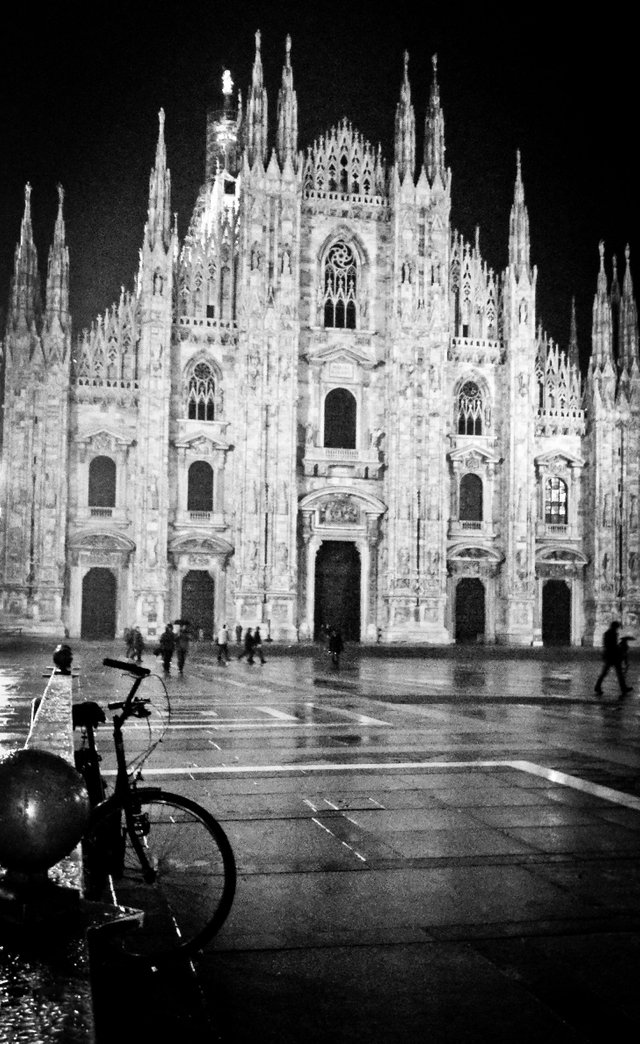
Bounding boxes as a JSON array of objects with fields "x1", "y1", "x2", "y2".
[
  {"x1": 315, "y1": 541, "x2": 361, "y2": 641},
  {"x1": 81, "y1": 568, "x2": 117, "y2": 639},
  {"x1": 181, "y1": 570, "x2": 215, "y2": 639},
  {"x1": 455, "y1": 578, "x2": 485, "y2": 643},
  {"x1": 542, "y1": 579, "x2": 571, "y2": 645}
]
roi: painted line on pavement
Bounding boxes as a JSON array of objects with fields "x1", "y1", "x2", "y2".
[
  {"x1": 102, "y1": 758, "x2": 640, "y2": 811},
  {"x1": 304, "y1": 702, "x2": 390, "y2": 726},
  {"x1": 162, "y1": 721, "x2": 391, "y2": 730}
]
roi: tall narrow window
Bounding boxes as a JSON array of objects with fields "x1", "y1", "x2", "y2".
[
  {"x1": 459, "y1": 473, "x2": 483, "y2": 521},
  {"x1": 324, "y1": 388, "x2": 357, "y2": 449},
  {"x1": 88, "y1": 456, "x2": 116, "y2": 507},
  {"x1": 187, "y1": 362, "x2": 216, "y2": 421},
  {"x1": 457, "y1": 381, "x2": 483, "y2": 436},
  {"x1": 187, "y1": 461, "x2": 214, "y2": 512},
  {"x1": 323, "y1": 243, "x2": 357, "y2": 329},
  {"x1": 544, "y1": 476, "x2": 568, "y2": 524}
]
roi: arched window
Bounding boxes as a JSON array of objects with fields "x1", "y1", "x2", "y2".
[
  {"x1": 187, "y1": 362, "x2": 216, "y2": 421},
  {"x1": 544, "y1": 476, "x2": 568, "y2": 524},
  {"x1": 187, "y1": 461, "x2": 214, "y2": 512},
  {"x1": 457, "y1": 381, "x2": 483, "y2": 436},
  {"x1": 459, "y1": 473, "x2": 483, "y2": 521},
  {"x1": 323, "y1": 242, "x2": 357, "y2": 329},
  {"x1": 324, "y1": 388, "x2": 356, "y2": 449},
  {"x1": 88, "y1": 456, "x2": 116, "y2": 507}
]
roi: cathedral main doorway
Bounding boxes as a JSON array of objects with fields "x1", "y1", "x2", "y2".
[
  {"x1": 455, "y1": 577, "x2": 485, "y2": 643},
  {"x1": 181, "y1": 570, "x2": 214, "y2": 638},
  {"x1": 314, "y1": 541, "x2": 361, "y2": 641},
  {"x1": 81, "y1": 568, "x2": 116, "y2": 639},
  {"x1": 542, "y1": 579, "x2": 571, "y2": 645}
]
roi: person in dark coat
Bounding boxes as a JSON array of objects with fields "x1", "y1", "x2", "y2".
[
  {"x1": 328, "y1": 627, "x2": 344, "y2": 667},
  {"x1": 595, "y1": 620, "x2": 632, "y2": 695},
  {"x1": 175, "y1": 624, "x2": 191, "y2": 675},
  {"x1": 158, "y1": 623, "x2": 175, "y2": 675},
  {"x1": 238, "y1": 627, "x2": 254, "y2": 661},
  {"x1": 132, "y1": 627, "x2": 145, "y2": 663},
  {"x1": 251, "y1": 626, "x2": 266, "y2": 664}
]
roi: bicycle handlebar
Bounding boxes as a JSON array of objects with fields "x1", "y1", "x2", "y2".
[
  {"x1": 103, "y1": 657, "x2": 151, "y2": 678},
  {"x1": 108, "y1": 697, "x2": 150, "y2": 711}
]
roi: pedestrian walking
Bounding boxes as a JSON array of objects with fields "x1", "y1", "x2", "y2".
[
  {"x1": 252, "y1": 626, "x2": 266, "y2": 665},
  {"x1": 328, "y1": 627, "x2": 344, "y2": 668},
  {"x1": 594, "y1": 620, "x2": 632, "y2": 695},
  {"x1": 175, "y1": 623, "x2": 191, "y2": 675},
  {"x1": 235, "y1": 623, "x2": 243, "y2": 645},
  {"x1": 217, "y1": 622, "x2": 230, "y2": 664},
  {"x1": 157, "y1": 623, "x2": 175, "y2": 676},
  {"x1": 132, "y1": 627, "x2": 145, "y2": 663},
  {"x1": 238, "y1": 627, "x2": 254, "y2": 662},
  {"x1": 124, "y1": 626, "x2": 135, "y2": 658}
]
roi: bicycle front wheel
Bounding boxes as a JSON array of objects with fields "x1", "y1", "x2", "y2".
[{"x1": 84, "y1": 788, "x2": 236, "y2": 964}]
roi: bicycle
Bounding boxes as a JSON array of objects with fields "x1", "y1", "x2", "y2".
[{"x1": 72, "y1": 657, "x2": 236, "y2": 966}]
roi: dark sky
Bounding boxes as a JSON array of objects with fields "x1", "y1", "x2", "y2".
[{"x1": 0, "y1": 2, "x2": 637, "y2": 371}]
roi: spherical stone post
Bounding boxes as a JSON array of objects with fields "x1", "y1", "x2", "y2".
[{"x1": 0, "y1": 748, "x2": 90, "y2": 876}]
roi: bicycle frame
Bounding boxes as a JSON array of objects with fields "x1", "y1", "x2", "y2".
[{"x1": 77, "y1": 661, "x2": 164, "y2": 886}]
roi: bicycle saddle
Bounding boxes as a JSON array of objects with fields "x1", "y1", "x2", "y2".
[{"x1": 72, "y1": 701, "x2": 107, "y2": 729}]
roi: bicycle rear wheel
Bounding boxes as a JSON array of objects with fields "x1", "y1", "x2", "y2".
[{"x1": 83, "y1": 788, "x2": 236, "y2": 964}]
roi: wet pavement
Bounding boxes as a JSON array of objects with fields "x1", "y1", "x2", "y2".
[{"x1": 2, "y1": 635, "x2": 640, "y2": 1041}]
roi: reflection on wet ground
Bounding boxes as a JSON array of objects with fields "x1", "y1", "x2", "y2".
[{"x1": 3, "y1": 636, "x2": 640, "y2": 1041}]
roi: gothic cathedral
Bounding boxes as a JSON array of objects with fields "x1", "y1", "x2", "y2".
[{"x1": 1, "y1": 34, "x2": 638, "y2": 645}]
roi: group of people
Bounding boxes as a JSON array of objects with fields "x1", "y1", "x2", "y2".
[
  {"x1": 124, "y1": 626, "x2": 145, "y2": 662},
  {"x1": 595, "y1": 620, "x2": 634, "y2": 696},
  {"x1": 208, "y1": 622, "x2": 267, "y2": 665},
  {"x1": 130, "y1": 620, "x2": 269, "y2": 674},
  {"x1": 155, "y1": 622, "x2": 191, "y2": 676},
  {"x1": 236, "y1": 626, "x2": 266, "y2": 665}
]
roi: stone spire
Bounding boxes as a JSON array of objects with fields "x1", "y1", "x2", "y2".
[
  {"x1": 245, "y1": 29, "x2": 268, "y2": 167},
  {"x1": 44, "y1": 184, "x2": 70, "y2": 335},
  {"x1": 276, "y1": 34, "x2": 298, "y2": 167},
  {"x1": 145, "y1": 109, "x2": 172, "y2": 252},
  {"x1": 590, "y1": 241, "x2": 614, "y2": 370},
  {"x1": 508, "y1": 151, "x2": 531, "y2": 281},
  {"x1": 8, "y1": 182, "x2": 42, "y2": 335},
  {"x1": 568, "y1": 296, "x2": 579, "y2": 369},
  {"x1": 394, "y1": 51, "x2": 415, "y2": 183},
  {"x1": 619, "y1": 244, "x2": 639, "y2": 373},
  {"x1": 423, "y1": 54, "x2": 445, "y2": 185}
]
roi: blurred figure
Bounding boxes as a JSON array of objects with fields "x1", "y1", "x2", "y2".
[
  {"x1": 252, "y1": 626, "x2": 266, "y2": 665},
  {"x1": 124, "y1": 627, "x2": 135, "y2": 658},
  {"x1": 158, "y1": 623, "x2": 175, "y2": 675},
  {"x1": 235, "y1": 623, "x2": 243, "y2": 645},
  {"x1": 175, "y1": 623, "x2": 191, "y2": 675},
  {"x1": 132, "y1": 627, "x2": 145, "y2": 663},
  {"x1": 328, "y1": 627, "x2": 344, "y2": 668},
  {"x1": 239, "y1": 627, "x2": 254, "y2": 662},
  {"x1": 217, "y1": 622, "x2": 230, "y2": 665},
  {"x1": 595, "y1": 620, "x2": 632, "y2": 696}
]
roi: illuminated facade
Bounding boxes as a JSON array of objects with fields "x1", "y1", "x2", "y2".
[{"x1": 2, "y1": 33, "x2": 638, "y2": 645}]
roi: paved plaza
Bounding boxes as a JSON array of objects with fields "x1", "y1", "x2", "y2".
[{"x1": 2, "y1": 636, "x2": 640, "y2": 1041}]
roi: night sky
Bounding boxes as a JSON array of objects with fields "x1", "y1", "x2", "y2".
[{"x1": 1, "y1": 2, "x2": 637, "y2": 372}]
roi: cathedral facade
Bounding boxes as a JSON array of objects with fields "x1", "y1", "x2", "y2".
[{"x1": 1, "y1": 35, "x2": 639, "y2": 646}]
